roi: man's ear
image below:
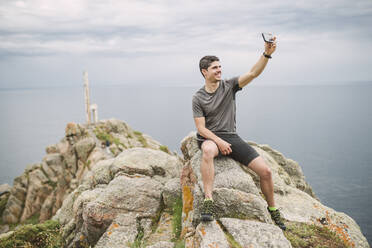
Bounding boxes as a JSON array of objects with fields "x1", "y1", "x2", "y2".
[{"x1": 201, "y1": 68, "x2": 207, "y2": 78}]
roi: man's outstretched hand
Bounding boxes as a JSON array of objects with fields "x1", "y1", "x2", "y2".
[{"x1": 265, "y1": 36, "x2": 277, "y2": 55}]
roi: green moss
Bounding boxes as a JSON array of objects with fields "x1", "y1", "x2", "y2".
[
  {"x1": 174, "y1": 240, "x2": 185, "y2": 248},
  {"x1": 127, "y1": 226, "x2": 145, "y2": 248},
  {"x1": 284, "y1": 222, "x2": 349, "y2": 248},
  {"x1": 225, "y1": 231, "x2": 243, "y2": 248},
  {"x1": 133, "y1": 131, "x2": 148, "y2": 148},
  {"x1": 0, "y1": 220, "x2": 63, "y2": 248},
  {"x1": 94, "y1": 127, "x2": 127, "y2": 149},
  {"x1": 159, "y1": 145, "x2": 170, "y2": 154},
  {"x1": 83, "y1": 160, "x2": 92, "y2": 171},
  {"x1": 0, "y1": 193, "x2": 9, "y2": 218},
  {"x1": 24, "y1": 213, "x2": 40, "y2": 225},
  {"x1": 132, "y1": 230, "x2": 144, "y2": 248},
  {"x1": 171, "y1": 197, "x2": 183, "y2": 239},
  {"x1": 151, "y1": 196, "x2": 165, "y2": 233}
]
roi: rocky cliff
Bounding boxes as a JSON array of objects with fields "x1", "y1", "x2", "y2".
[{"x1": 0, "y1": 119, "x2": 369, "y2": 248}]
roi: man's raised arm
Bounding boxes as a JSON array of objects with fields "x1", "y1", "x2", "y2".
[
  {"x1": 238, "y1": 37, "x2": 277, "y2": 88},
  {"x1": 194, "y1": 117, "x2": 232, "y2": 155}
]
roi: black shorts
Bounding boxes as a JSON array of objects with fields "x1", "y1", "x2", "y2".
[{"x1": 197, "y1": 133, "x2": 260, "y2": 166}]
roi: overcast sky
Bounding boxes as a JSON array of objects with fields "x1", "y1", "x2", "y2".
[{"x1": 1, "y1": 0, "x2": 372, "y2": 88}]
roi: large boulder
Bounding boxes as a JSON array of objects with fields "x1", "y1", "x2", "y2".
[
  {"x1": 180, "y1": 132, "x2": 369, "y2": 248},
  {"x1": 1, "y1": 119, "x2": 177, "y2": 228},
  {"x1": 53, "y1": 146, "x2": 183, "y2": 247}
]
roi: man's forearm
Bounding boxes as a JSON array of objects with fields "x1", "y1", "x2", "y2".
[
  {"x1": 238, "y1": 55, "x2": 269, "y2": 87},
  {"x1": 250, "y1": 55, "x2": 269, "y2": 78},
  {"x1": 197, "y1": 126, "x2": 223, "y2": 145}
]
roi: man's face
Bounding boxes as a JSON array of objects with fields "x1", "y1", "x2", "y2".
[{"x1": 203, "y1": 61, "x2": 221, "y2": 82}]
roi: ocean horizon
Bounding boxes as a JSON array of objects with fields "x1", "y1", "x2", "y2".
[{"x1": 0, "y1": 83, "x2": 371, "y2": 245}]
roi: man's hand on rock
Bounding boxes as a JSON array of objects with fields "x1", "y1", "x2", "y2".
[{"x1": 217, "y1": 138, "x2": 232, "y2": 155}]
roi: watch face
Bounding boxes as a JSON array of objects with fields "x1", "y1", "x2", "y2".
[{"x1": 262, "y1": 33, "x2": 274, "y2": 43}]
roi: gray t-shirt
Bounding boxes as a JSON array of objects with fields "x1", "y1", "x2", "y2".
[{"x1": 192, "y1": 77, "x2": 242, "y2": 134}]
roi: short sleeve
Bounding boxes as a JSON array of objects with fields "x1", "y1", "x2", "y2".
[
  {"x1": 226, "y1": 76, "x2": 242, "y2": 94},
  {"x1": 192, "y1": 96, "x2": 204, "y2": 118}
]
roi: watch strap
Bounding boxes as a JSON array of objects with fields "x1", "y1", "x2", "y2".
[{"x1": 263, "y1": 52, "x2": 272, "y2": 59}]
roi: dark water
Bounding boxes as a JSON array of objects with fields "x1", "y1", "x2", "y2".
[{"x1": 0, "y1": 84, "x2": 371, "y2": 245}]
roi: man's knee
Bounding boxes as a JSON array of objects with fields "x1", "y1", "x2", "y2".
[
  {"x1": 249, "y1": 157, "x2": 272, "y2": 180},
  {"x1": 201, "y1": 141, "x2": 218, "y2": 160},
  {"x1": 260, "y1": 166, "x2": 272, "y2": 180}
]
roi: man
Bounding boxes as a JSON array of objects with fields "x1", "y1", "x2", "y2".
[{"x1": 192, "y1": 37, "x2": 286, "y2": 230}]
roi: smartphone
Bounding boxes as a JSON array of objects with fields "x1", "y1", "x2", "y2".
[{"x1": 262, "y1": 33, "x2": 274, "y2": 43}]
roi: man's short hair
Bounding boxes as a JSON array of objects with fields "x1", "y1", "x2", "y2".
[{"x1": 199, "y1": 55, "x2": 219, "y2": 77}]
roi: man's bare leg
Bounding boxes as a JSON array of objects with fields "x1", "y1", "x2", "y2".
[
  {"x1": 248, "y1": 156, "x2": 286, "y2": 230},
  {"x1": 248, "y1": 156, "x2": 275, "y2": 206},
  {"x1": 200, "y1": 140, "x2": 219, "y2": 199},
  {"x1": 199, "y1": 140, "x2": 219, "y2": 221}
]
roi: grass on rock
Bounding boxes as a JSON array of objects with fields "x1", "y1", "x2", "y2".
[
  {"x1": 0, "y1": 220, "x2": 63, "y2": 248},
  {"x1": 284, "y1": 221, "x2": 349, "y2": 248}
]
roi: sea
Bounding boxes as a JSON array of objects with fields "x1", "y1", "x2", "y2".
[{"x1": 0, "y1": 83, "x2": 371, "y2": 245}]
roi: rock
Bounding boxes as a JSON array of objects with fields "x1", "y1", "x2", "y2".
[
  {"x1": 0, "y1": 224, "x2": 9, "y2": 234},
  {"x1": 180, "y1": 161, "x2": 197, "y2": 240},
  {"x1": 213, "y1": 188, "x2": 271, "y2": 223},
  {"x1": 80, "y1": 174, "x2": 163, "y2": 245},
  {"x1": 113, "y1": 147, "x2": 182, "y2": 181},
  {"x1": 65, "y1": 122, "x2": 80, "y2": 137},
  {"x1": 0, "y1": 230, "x2": 14, "y2": 240},
  {"x1": 147, "y1": 241, "x2": 174, "y2": 248},
  {"x1": 220, "y1": 218, "x2": 292, "y2": 248},
  {"x1": 275, "y1": 187, "x2": 370, "y2": 248},
  {"x1": 39, "y1": 192, "x2": 55, "y2": 222},
  {"x1": 162, "y1": 178, "x2": 182, "y2": 209},
  {"x1": 193, "y1": 221, "x2": 230, "y2": 248},
  {"x1": 46, "y1": 144, "x2": 59, "y2": 154},
  {"x1": 53, "y1": 184, "x2": 94, "y2": 226},
  {"x1": 89, "y1": 158, "x2": 115, "y2": 186},
  {"x1": 180, "y1": 133, "x2": 370, "y2": 248},
  {"x1": 0, "y1": 184, "x2": 11, "y2": 195},
  {"x1": 2, "y1": 119, "x2": 178, "y2": 232},
  {"x1": 41, "y1": 162, "x2": 57, "y2": 180},
  {"x1": 142, "y1": 133, "x2": 163, "y2": 150},
  {"x1": 141, "y1": 218, "x2": 153, "y2": 240},
  {"x1": 184, "y1": 141, "x2": 271, "y2": 225},
  {"x1": 95, "y1": 213, "x2": 138, "y2": 248},
  {"x1": 74, "y1": 137, "x2": 96, "y2": 162},
  {"x1": 2, "y1": 121, "x2": 369, "y2": 248},
  {"x1": 1, "y1": 195, "x2": 23, "y2": 223},
  {"x1": 86, "y1": 147, "x2": 108, "y2": 169},
  {"x1": 52, "y1": 127, "x2": 184, "y2": 247},
  {"x1": 2, "y1": 177, "x2": 27, "y2": 224},
  {"x1": 180, "y1": 132, "x2": 200, "y2": 161},
  {"x1": 146, "y1": 212, "x2": 175, "y2": 245},
  {"x1": 43, "y1": 153, "x2": 64, "y2": 175},
  {"x1": 20, "y1": 169, "x2": 53, "y2": 222},
  {"x1": 24, "y1": 163, "x2": 40, "y2": 173}
]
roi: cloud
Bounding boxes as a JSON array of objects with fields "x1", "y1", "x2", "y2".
[
  {"x1": 0, "y1": 0, "x2": 370, "y2": 57},
  {"x1": 0, "y1": 0, "x2": 371, "y2": 86}
]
